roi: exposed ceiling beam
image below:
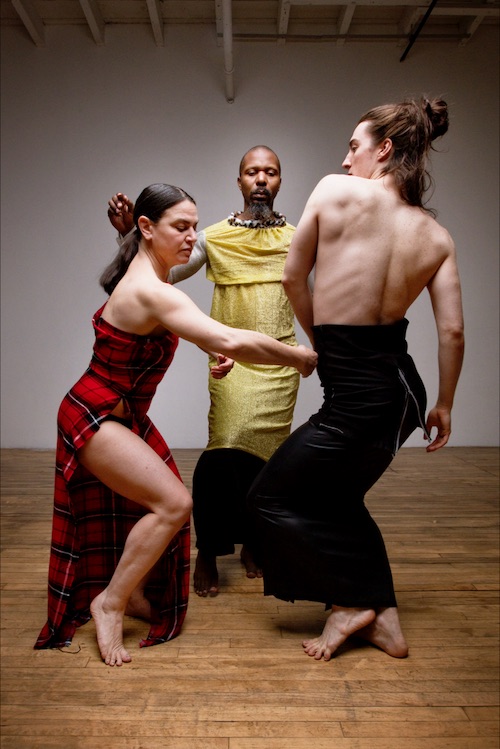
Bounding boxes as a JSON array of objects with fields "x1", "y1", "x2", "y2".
[
  {"x1": 287, "y1": 0, "x2": 417, "y2": 4},
  {"x1": 397, "y1": 4, "x2": 498, "y2": 42},
  {"x1": 7, "y1": 0, "x2": 498, "y2": 51},
  {"x1": 11, "y1": 0, "x2": 44, "y2": 47},
  {"x1": 278, "y1": 0, "x2": 292, "y2": 45},
  {"x1": 460, "y1": 12, "x2": 486, "y2": 41},
  {"x1": 430, "y1": 5, "x2": 498, "y2": 14},
  {"x1": 288, "y1": 0, "x2": 496, "y2": 8},
  {"x1": 146, "y1": 0, "x2": 164, "y2": 46},
  {"x1": 79, "y1": 0, "x2": 105, "y2": 45},
  {"x1": 399, "y1": 6, "x2": 422, "y2": 34},
  {"x1": 337, "y1": 2, "x2": 357, "y2": 45}
]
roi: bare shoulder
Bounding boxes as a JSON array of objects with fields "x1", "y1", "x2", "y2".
[
  {"x1": 313, "y1": 173, "x2": 359, "y2": 195},
  {"x1": 316, "y1": 173, "x2": 350, "y2": 187},
  {"x1": 425, "y1": 215, "x2": 456, "y2": 258},
  {"x1": 136, "y1": 273, "x2": 184, "y2": 309},
  {"x1": 309, "y1": 173, "x2": 368, "y2": 208}
]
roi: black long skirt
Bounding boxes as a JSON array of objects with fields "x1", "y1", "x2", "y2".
[{"x1": 248, "y1": 319, "x2": 428, "y2": 609}]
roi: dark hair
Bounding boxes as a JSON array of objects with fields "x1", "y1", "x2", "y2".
[
  {"x1": 359, "y1": 96, "x2": 449, "y2": 212},
  {"x1": 99, "y1": 183, "x2": 196, "y2": 295},
  {"x1": 239, "y1": 145, "x2": 281, "y2": 176}
]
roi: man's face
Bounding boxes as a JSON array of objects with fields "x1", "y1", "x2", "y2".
[
  {"x1": 342, "y1": 121, "x2": 380, "y2": 178},
  {"x1": 238, "y1": 148, "x2": 282, "y2": 210}
]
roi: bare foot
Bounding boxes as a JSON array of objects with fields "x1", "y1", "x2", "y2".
[
  {"x1": 194, "y1": 551, "x2": 219, "y2": 597},
  {"x1": 356, "y1": 606, "x2": 409, "y2": 658},
  {"x1": 303, "y1": 606, "x2": 376, "y2": 661},
  {"x1": 90, "y1": 590, "x2": 131, "y2": 666},
  {"x1": 240, "y1": 545, "x2": 263, "y2": 579},
  {"x1": 125, "y1": 588, "x2": 152, "y2": 621}
]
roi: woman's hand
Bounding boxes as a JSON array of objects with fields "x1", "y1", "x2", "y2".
[{"x1": 296, "y1": 344, "x2": 318, "y2": 378}]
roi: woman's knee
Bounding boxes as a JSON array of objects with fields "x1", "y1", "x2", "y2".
[{"x1": 158, "y1": 489, "x2": 192, "y2": 526}]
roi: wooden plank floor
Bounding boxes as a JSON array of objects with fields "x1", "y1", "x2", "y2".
[{"x1": 1, "y1": 447, "x2": 499, "y2": 749}]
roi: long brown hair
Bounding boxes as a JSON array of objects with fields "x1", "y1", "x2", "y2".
[{"x1": 359, "y1": 97, "x2": 449, "y2": 212}]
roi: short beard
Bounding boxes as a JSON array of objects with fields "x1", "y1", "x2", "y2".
[{"x1": 248, "y1": 202, "x2": 274, "y2": 222}]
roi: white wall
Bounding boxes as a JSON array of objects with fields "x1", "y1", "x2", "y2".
[{"x1": 1, "y1": 24, "x2": 498, "y2": 449}]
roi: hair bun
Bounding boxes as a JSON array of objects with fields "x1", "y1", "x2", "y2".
[{"x1": 424, "y1": 97, "x2": 449, "y2": 140}]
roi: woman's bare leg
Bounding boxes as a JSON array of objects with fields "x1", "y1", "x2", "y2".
[
  {"x1": 78, "y1": 422, "x2": 192, "y2": 666},
  {"x1": 125, "y1": 574, "x2": 152, "y2": 620}
]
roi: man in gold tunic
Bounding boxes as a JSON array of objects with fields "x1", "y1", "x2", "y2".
[{"x1": 107, "y1": 146, "x2": 300, "y2": 596}]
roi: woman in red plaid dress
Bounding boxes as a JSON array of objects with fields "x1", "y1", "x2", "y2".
[{"x1": 35, "y1": 183, "x2": 317, "y2": 667}]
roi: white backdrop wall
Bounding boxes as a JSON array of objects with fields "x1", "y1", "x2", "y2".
[{"x1": 1, "y1": 24, "x2": 499, "y2": 449}]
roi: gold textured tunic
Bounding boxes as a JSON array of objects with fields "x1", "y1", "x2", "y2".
[{"x1": 203, "y1": 217, "x2": 299, "y2": 462}]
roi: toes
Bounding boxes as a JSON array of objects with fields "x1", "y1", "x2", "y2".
[
  {"x1": 104, "y1": 648, "x2": 131, "y2": 667},
  {"x1": 303, "y1": 639, "x2": 321, "y2": 657}
]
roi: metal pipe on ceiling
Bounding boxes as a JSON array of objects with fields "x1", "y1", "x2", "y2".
[{"x1": 222, "y1": 0, "x2": 235, "y2": 103}]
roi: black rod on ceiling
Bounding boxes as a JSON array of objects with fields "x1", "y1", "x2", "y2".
[{"x1": 400, "y1": 0, "x2": 439, "y2": 62}]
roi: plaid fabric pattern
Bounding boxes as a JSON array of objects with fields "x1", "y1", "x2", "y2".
[{"x1": 35, "y1": 304, "x2": 190, "y2": 649}]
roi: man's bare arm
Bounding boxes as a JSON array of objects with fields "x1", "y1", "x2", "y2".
[
  {"x1": 282, "y1": 201, "x2": 319, "y2": 345},
  {"x1": 425, "y1": 244, "x2": 465, "y2": 451},
  {"x1": 108, "y1": 192, "x2": 135, "y2": 236},
  {"x1": 167, "y1": 232, "x2": 208, "y2": 284}
]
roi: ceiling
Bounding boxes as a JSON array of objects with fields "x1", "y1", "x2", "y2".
[{"x1": 3, "y1": 0, "x2": 499, "y2": 100}]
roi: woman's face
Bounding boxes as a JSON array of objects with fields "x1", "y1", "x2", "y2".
[{"x1": 149, "y1": 199, "x2": 198, "y2": 265}]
